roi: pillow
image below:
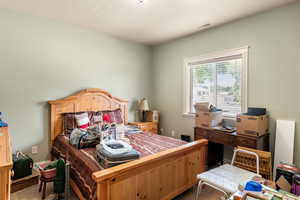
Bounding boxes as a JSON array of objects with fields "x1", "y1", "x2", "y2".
[
  {"x1": 63, "y1": 112, "x2": 93, "y2": 134},
  {"x1": 101, "y1": 109, "x2": 123, "y2": 124},
  {"x1": 75, "y1": 112, "x2": 90, "y2": 129},
  {"x1": 62, "y1": 109, "x2": 123, "y2": 134},
  {"x1": 103, "y1": 113, "x2": 111, "y2": 123},
  {"x1": 90, "y1": 111, "x2": 103, "y2": 127}
]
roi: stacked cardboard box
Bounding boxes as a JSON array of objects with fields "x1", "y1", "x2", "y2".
[
  {"x1": 194, "y1": 102, "x2": 223, "y2": 128},
  {"x1": 236, "y1": 114, "x2": 269, "y2": 137}
]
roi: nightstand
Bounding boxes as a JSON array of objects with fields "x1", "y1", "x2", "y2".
[{"x1": 128, "y1": 122, "x2": 158, "y2": 134}]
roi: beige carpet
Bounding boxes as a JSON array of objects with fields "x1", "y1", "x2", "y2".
[{"x1": 11, "y1": 183, "x2": 223, "y2": 200}]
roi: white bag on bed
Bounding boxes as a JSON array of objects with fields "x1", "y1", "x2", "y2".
[{"x1": 101, "y1": 139, "x2": 132, "y2": 155}]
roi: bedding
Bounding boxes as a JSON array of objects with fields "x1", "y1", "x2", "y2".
[
  {"x1": 62, "y1": 109, "x2": 123, "y2": 135},
  {"x1": 69, "y1": 127, "x2": 101, "y2": 149},
  {"x1": 51, "y1": 132, "x2": 187, "y2": 200}
]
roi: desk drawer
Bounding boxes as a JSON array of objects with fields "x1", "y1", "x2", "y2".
[
  {"x1": 235, "y1": 136, "x2": 257, "y2": 148},
  {"x1": 207, "y1": 131, "x2": 234, "y2": 146}
]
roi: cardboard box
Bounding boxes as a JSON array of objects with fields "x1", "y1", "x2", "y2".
[
  {"x1": 195, "y1": 111, "x2": 223, "y2": 128},
  {"x1": 276, "y1": 175, "x2": 292, "y2": 192},
  {"x1": 236, "y1": 114, "x2": 268, "y2": 137},
  {"x1": 145, "y1": 110, "x2": 159, "y2": 123},
  {"x1": 194, "y1": 102, "x2": 209, "y2": 112},
  {"x1": 276, "y1": 163, "x2": 298, "y2": 186}
]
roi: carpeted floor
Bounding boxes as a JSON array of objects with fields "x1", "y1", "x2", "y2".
[{"x1": 11, "y1": 183, "x2": 224, "y2": 200}]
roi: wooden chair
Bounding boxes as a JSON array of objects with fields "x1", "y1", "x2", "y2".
[
  {"x1": 39, "y1": 176, "x2": 55, "y2": 199},
  {"x1": 195, "y1": 148, "x2": 260, "y2": 200},
  {"x1": 233, "y1": 146, "x2": 272, "y2": 180}
]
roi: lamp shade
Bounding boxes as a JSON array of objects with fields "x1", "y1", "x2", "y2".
[{"x1": 138, "y1": 98, "x2": 149, "y2": 111}]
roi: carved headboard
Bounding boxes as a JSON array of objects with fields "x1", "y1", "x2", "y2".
[{"x1": 48, "y1": 88, "x2": 128, "y2": 146}]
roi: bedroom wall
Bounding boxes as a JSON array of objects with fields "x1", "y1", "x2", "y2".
[
  {"x1": 151, "y1": 2, "x2": 300, "y2": 166},
  {"x1": 0, "y1": 9, "x2": 152, "y2": 161}
]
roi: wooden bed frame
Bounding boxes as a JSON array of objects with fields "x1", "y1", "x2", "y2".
[{"x1": 48, "y1": 88, "x2": 208, "y2": 200}]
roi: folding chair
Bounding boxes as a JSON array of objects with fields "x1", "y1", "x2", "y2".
[{"x1": 195, "y1": 148, "x2": 260, "y2": 200}]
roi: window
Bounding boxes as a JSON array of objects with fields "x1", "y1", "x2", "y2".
[{"x1": 183, "y1": 47, "x2": 248, "y2": 118}]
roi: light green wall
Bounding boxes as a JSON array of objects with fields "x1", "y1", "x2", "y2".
[
  {"x1": 152, "y1": 2, "x2": 300, "y2": 166},
  {"x1": 0, "y1": 10, "x2": 152, "y2": 161},
  {"x1": 1, "y1": 2, "x2": 300, "y2": 165}
]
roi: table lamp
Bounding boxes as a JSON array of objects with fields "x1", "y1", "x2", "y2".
[{"x1": 138, "y1": 98, "x2": 149, "y2": 122}]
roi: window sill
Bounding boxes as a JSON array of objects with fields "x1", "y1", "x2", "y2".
[
  {"x1": 182, "y1": 113, "x2": 196, "y2": 119},
  {"x1": 182, "y1": 112, "x2": 237, "y2": 121}
]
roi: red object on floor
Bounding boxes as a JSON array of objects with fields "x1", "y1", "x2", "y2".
[{"x1": 38, "y1": 162, "x2": 56, "y2": 179}]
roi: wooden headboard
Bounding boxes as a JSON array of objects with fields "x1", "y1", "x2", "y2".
[{"x1": 48, "y1": 88, "x2": 128, "y2": 146}]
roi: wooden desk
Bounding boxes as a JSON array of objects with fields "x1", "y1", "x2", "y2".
[
  {"x1": 194, "y1": 127, "x2": 269, "y2": 167},
  {"x1": 0, "y1": 127, "x2": 13, "y2": 200}
]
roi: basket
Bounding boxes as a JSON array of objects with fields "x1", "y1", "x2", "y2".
[
  {"x1": 37, "y1": 161, "x2": 56, "y2": 179},
  {"x1": 233, "y1": 146, "x2": 272, "y2": 180}
]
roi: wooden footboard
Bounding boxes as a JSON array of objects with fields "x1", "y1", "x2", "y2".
[{"x1": 92, "y1": 139, "x2": 208, "y2": 200}]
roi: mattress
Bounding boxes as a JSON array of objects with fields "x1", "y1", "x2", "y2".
[{"x1": 51, "y1": 132, "x2": 186, "y2": 200}]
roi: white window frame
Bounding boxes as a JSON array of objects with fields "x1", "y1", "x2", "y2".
[{"x1": 182, "y1": 46, "x2": 249, "y2": 119}]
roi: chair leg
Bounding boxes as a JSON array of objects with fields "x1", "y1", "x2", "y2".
[
  {"x1": 42, "y1": 182, "x2": 47, "y2": 199},
  {"x1": 200, "y1": 181, "x2": 229, "y2": 199},
  {"x1": 195, "y1": 180, "x2": 203, "y2": 200},
  {"x1": 39, "y1": 180, "x2": 43, "y2": 192}
]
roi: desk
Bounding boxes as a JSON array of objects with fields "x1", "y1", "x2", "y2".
[{"x1": 194, "y1": 127, "x2": 269, "y2": 168}]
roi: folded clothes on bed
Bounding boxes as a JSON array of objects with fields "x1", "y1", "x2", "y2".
[
  {"x1": 95, "y1": 142, "x2": 140, "y2": 168},
  {"x1": 70, "y1": 127, "x2": 101, "y2": 149}
]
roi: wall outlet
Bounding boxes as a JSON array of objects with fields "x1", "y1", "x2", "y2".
[
  {"x1": 171, "y1": 130, "x2": 175, "y2": 137},
  {"x1": 32, "y1": 146, "x2": 38, "y2": 154},
  {"x1": 160, "y1": 128, "x2": 164, "y2": 134}
]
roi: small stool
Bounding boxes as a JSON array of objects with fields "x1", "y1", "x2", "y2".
[{"x1": 39, "y1": 176, "x2": 55, "y2": 199}]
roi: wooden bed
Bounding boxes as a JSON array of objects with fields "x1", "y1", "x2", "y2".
[{"x1": 48, "y1": 88, "x2": 208, "y2": 200}]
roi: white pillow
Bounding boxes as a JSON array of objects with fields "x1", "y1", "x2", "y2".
[{"x1": 75, "y1": 112, "x2": 90, "y2": 129}]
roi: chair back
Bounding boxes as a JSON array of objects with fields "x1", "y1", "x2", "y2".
[
  {"x1": 232, "y1": 146, "x2": 272, "y2": 180},
  {"x1": 232, "y1": 148, "x2": 260, "y2": 175}
]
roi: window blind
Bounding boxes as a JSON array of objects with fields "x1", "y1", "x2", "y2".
[{"x1": 190, "y1": 56, "x2": 242, "y2": 115}]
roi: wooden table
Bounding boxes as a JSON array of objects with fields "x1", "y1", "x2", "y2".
[
  {"x1": 0, "y1": 127, "x2": 13, "y2": 200},
  {"x1": 194, "y1": 127, "x2": 269, "y2": 168}
]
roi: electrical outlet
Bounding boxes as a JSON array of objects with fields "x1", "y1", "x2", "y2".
[
  {"x1": 171, "y1": 130, "x2": 175, "y2": 137},
  {"x1": 160, "y1": 128, "x2": 164, "y2": 134},
  {"x1": 32, "y1": 146, "x2": 38, "y2": 154}
]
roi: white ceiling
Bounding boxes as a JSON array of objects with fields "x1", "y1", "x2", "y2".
[{"x1": 0, "y1": 0, "x2": 296, "y2": 45}]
